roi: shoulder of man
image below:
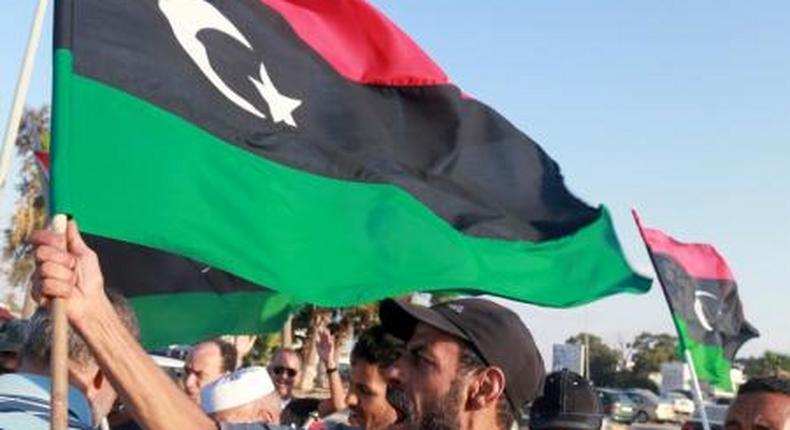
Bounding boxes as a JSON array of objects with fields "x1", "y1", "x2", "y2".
[
  {"x1": 0, "y1": 392, "x2": 93, "y2": 430},
  {"x1": 287, "y1": 396, "x2": 322, "y2": 411},
  {"x1": 221, "y1": 423, "x2": 294, "y2": 430},
  {"x1": 281, "y1": 396, "x2": 323, "y2": 426}
]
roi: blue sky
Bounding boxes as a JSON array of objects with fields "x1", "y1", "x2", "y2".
[{"x1": 1, "y1": 1, "x2": 788, "y2": 360}]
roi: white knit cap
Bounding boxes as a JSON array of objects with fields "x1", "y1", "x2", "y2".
[{"x1": 200, "y1": 366, "x2": 275, "y2": 414}]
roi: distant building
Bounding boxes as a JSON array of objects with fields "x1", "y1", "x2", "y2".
[
  {"x1": 660, "y1": 361, "x2": 691, "y2": 394},
  {"x1": 552, "y1": 343, "x2": 584, "y2": 375},
  {"x1": 660, "y1": 361, "x2": 745, "y2": 397}
]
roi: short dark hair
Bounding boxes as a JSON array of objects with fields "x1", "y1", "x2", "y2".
[
  {"x1": 737, "y1": 376, "x2": 790, "y2": 397},
  {"x1": 351, "y1": 325, "x2": 403, "y2": 368},
  {"x1": 458, "y1": 343, "x2": 516, "y2": 430},
  {"x1": 202, "y1": 339, "x2": 238, "y2": 373}
]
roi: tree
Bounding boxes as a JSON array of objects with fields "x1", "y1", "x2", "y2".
[
  {"x1": 567, "y1": 333, "x2": 621, "y2": 387},
  {"x1": 737, "y1": 351, "x2": 790, "y2": 378},
  {"x1": 630, "y1": 332, "x2": 678, "y2": 376},
  {"x1": 2, "y1": 106, "x2": 50, "y2": 312}
]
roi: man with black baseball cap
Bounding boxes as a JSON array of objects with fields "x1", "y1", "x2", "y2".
[
  {"x1": 529, "y1": 369, "x2": 603, "y2": 430},
  {"x1": 379, "y1": 297, "x2": 545, "y2": 430}
]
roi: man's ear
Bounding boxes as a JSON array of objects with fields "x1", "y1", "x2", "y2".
[
  {"x1": 92, "y1": 368, "x2": 106, "y2": 391},
  {"x1": 465, "y1": 367, "x2": 506, "y2": 411}
]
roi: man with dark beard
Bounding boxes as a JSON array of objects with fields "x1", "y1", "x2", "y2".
[
  {"x1": 379, "y1": 298, "x2": 545, "y2": 430},
  {"x1": 30, "y1": 222, "x2": 543, "y2": 430}
]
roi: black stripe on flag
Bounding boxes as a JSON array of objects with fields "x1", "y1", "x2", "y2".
[
  {"x1": 84, "y1": 234, "x2": 264, "y2": 297},
  {"x1": 59, "y1": 0, "x2": 597, "y2": 243},
  {"x1": 653, "y1": 253, "x2": 759, "y2": 359}
]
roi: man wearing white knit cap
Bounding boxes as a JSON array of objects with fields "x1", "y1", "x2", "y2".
[{"x1": 201, "y1": 366, "x2": 283, "y2": 425}]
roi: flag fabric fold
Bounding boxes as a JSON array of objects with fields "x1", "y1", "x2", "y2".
[
  {"x1": 52, "y1": 0, "x2": 650, "y2": 346},
  {"x1": 634, "y1": 211, "x2": 758, "y2": 391}
]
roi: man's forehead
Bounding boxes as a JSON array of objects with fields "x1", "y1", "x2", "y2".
[
  {"x1": 272, "y1": 350, "x2": 300, "y2": 365},
  {"x1": 351, "y1": 360, "x2": 384, "y2": 381},
  {"x1": 193, "y1": 341, "x2": 220, "y2": 356},
  {"x1": 729, "y1": 393, "x2": 790, "y2": 423}
]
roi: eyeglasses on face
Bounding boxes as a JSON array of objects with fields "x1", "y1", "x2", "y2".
[{"x1": 271, "y1": 366, "x2": 298, "y2": 378}]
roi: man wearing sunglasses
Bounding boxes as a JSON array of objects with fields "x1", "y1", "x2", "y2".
[
  {"x1": 31, "y1": 222, "x2": 545, "y2": 430},
  {"x1": 270, "y1": 328, "x2": 346, "y2": 427}
]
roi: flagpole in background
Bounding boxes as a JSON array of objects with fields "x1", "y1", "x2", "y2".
[
  {"x1": 631, "y1": 209, "x2": 711, "y2": 430},
  {"x1": 0, "y1": 0, "x2": 50, "y2": 190}
]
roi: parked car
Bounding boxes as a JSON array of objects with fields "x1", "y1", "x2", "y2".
[
  {"x1": 596, "y1": 388, "x2": 637, "y2": 423},
  {"x1": 681, "y1": 404, "x2": 729, "y2": 430},
  {"x1": 664, "y1": 391, "x2": 696, "y2": 415},
  {"x1": 625, "y1": 389, "x2": 676, "y2": 423}
]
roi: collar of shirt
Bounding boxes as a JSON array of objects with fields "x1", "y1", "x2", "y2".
[{"x1": 0, "y1": 372, "x2": 93, "y2": 426}]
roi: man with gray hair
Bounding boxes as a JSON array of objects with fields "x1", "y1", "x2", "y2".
[
  {"x1": 201, "y1": 366, "x2": 282, "y2": 425},
  {"x1": 0, "y1": 292, "x2": 139, "y2": 429}
]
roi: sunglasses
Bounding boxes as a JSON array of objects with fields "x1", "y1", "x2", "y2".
[{"x1": 271, "y1": 366, "x2": 298, "y2": 378}]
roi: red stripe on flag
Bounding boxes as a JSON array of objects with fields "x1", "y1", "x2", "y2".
[
  {"x1": 259, "y1": 0, "x2": 449, "y2": 86},
  {"x1": 34, "y1": 150, "x2": 50, "y2": 181},
  {"x1": 634, "y1": 215, "x2": 734, "y2": 281}
]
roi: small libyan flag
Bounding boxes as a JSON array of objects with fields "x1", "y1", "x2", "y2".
[
  {"x1": 51, "y1": 0, "x2": 650, "y2": 346},
  {"x1": 634, "y1": 211, "x2": 758, "y2": 392}
]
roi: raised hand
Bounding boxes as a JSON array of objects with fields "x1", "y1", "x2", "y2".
[
  {"x1": 316, "y1": 326, "x2": 336, "y2": 367},
  {"x1": 30, "y1": 220, "x2": 108, "y2": 325}
]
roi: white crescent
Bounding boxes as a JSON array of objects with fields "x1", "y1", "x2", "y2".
[
  {"x1": 693, "y1": 291, "x2": 718, "y2": 332},
  {"x1": 158, "y1": 0, "x2": 302, "y2": 126}
]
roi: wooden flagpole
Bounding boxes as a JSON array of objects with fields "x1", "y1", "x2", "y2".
[
  {"x1": 50, "y1": 214, "x2": 68, "y2": 430},
  {"x1": 631, "y1": 209, "x2": 711, "y2": 430},
  {"x1": 0, "y1": 0, "x2": 50, "y2": 189}
]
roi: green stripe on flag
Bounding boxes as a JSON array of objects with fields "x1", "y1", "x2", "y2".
[
  {"x1": 53, "y1": 49, "x2": 650, "y2": 310},
  {"x1": 674, "y1": 314, "x2": 734, "y2": 392},
  {"x1": 133, "y1": 291, "x2": 296, "y2": 348}
]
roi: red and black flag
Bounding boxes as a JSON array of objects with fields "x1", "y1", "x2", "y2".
[
  {"x1": 634, "y1": 211, "x2": 758, "y2": 391},
  {"x1": 51, "y1": 0, "x2": 650, "y2": 346}
]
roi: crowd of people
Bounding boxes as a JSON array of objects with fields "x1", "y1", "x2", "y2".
[{"x1": 0, "y1": 222, "x2": 786, "y2": 430}]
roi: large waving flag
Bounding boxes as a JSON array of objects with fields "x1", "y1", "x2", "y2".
[
  {"x1": 52, "y1": 0, "x2": 650, "y2": 346},
  {"x1": 634, "y1": 211, "x2": 758, "y2": 391}
]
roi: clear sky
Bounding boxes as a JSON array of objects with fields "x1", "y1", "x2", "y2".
[{"x1": 1, "y1": 1, "x2": 788, "y2": 361}]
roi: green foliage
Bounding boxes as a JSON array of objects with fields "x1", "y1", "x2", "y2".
[
  {"x1": 3, "y1": 107, "x2": 50, "y2": 302},
  {"x1": 630, "y1": 332, "x2": 678, "y2": 376},
  {"x1": 737, "y1": 351, "x2": 790, "y2": 378},
  {"x1": 243, "y1": 333, "x2": 282, "y2": 366},
  {"x1": 609, "y1": 371, "x2": 659, "y2": 393},
  {"x1": 567, "y1": 332, "x2": 621, "y2": 386},
  {"x1": 566, "y1": 331, "x2": 676, "y2": 390}
]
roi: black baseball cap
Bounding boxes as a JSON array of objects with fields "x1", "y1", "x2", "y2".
[
  {"x1": 529, "y1": 369, "x2": 603, "y2": 430},
  {"x1": 379, "y1": 298, "x2": 545, "y2": 412}
]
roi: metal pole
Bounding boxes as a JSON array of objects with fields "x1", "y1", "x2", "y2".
[
  {"x1": 0, "y1": 0, "x2": 50, "y2": 189},
  {"x1": 685, "y1": 349, "x2": 712, "y2": 430},
  {"x1": 631, "y1": 209, "x2": 709, "y2": 430},
  {"x1": 583, "y1": 332, "x2": 590, "y2": 379}
]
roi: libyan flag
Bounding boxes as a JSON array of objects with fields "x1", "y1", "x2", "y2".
[
  {"x1": 51, "y1": 0, "x2": 650, "y2": 347},
  {"x1": 634, "y1": 212, "x2": 758, "y2": 391}
]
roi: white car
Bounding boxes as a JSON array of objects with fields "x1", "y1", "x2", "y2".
[
  {"x1": 625, "y1": 389, "x2": 677, "y2": 423},
  {"x1": 665, "y1": 392, "x2": 696, "y2": 415}
]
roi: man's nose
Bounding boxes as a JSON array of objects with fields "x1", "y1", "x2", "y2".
[
  {"x1": 345, "y1": 392, "x2": 357, "y2": 407},
  {"x1": 384, "y1": 358, "x2": 404, "y2": 385},
  {"x1": 184, "y1": 372, "x2": 197, "y2": 388}
]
